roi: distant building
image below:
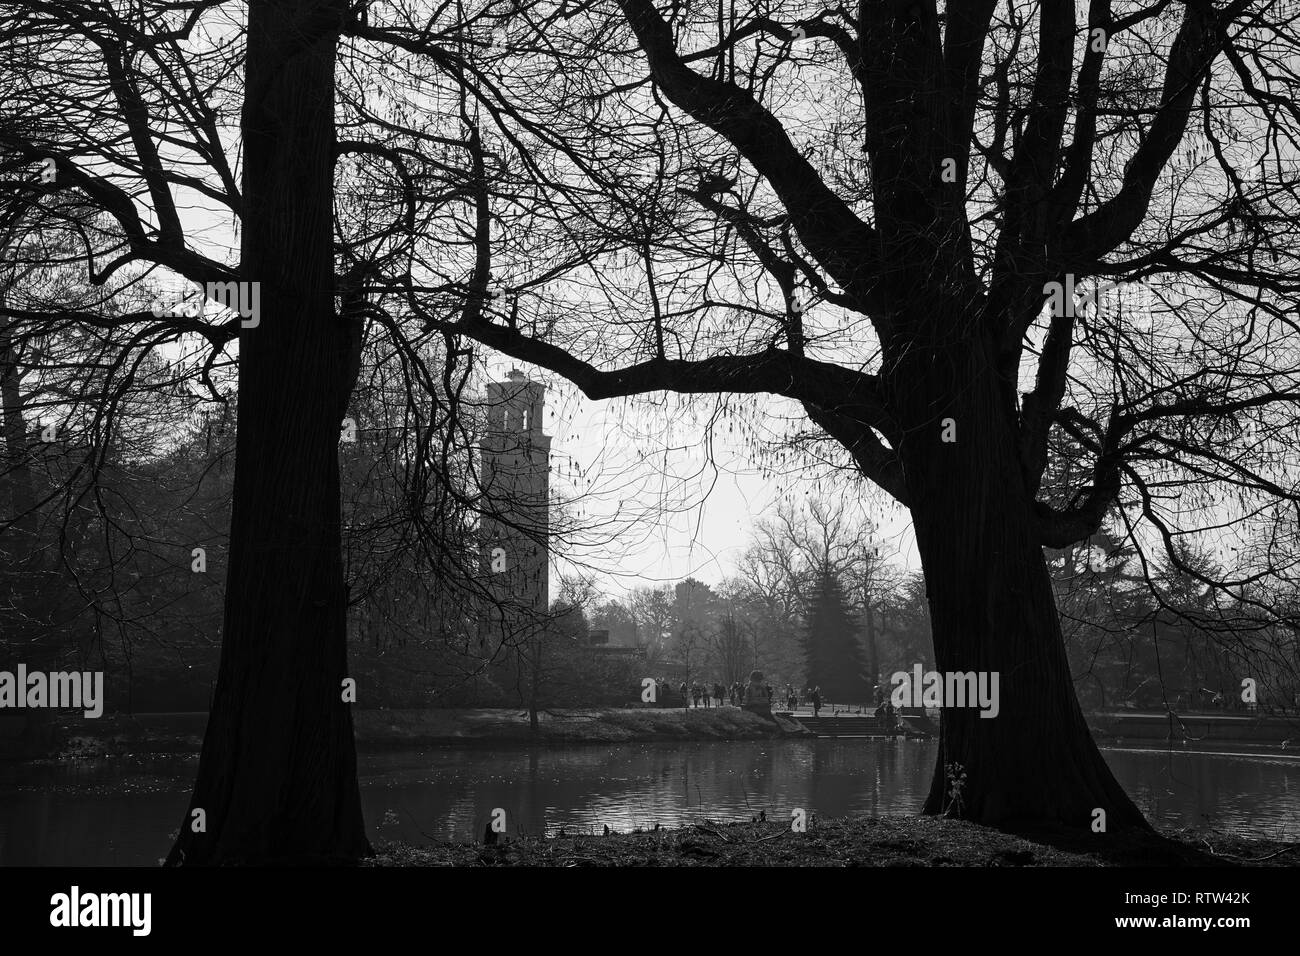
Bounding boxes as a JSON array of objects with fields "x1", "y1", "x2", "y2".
[
  {"x1": 585, "y1": 629, "x2": 645, "y2": 662},
  {"x1": 586, "y1": 643, "x2": 647, "y2": 666},
  {"x1": 480, "y1": 369, "x2": 550, "y2": 640}
]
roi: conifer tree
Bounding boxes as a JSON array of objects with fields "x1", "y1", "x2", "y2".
[{"x1": 802, "y1": 571, "x2": 869, "y2": 704}]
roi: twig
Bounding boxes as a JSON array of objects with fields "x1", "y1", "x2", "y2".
[
  {"x1": 695, "y1": 824, "x2": 730, "y2": 843},
  {"x1": 398, "y1": 805, "x2": 439, "y2": 842},
  {"x1": 1201, "y1": 838, "x2": 1300, "y2": 862}
]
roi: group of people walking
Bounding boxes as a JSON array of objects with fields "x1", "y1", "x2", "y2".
[
  {"x1": 674, "y1": 681, "x2": 750, "y2": 708},
  {"x1": 658, "y1": 679, "x2": 827, "y2": 714},
  {"x1": 650, "y1": 675, "x2": 902, "y2": 724}
]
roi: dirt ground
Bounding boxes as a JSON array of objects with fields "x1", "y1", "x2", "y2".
[{"x1": 368, "y1": 813, "x2": 1299, "y2": 867}]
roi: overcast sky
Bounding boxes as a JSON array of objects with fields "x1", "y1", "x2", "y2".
[{"x1": 482, "y1": 358, "x2": 920, "y2": 598}]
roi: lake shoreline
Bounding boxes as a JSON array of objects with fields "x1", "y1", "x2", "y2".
[
  {"x1": 17, "y1": 705, "x2": 1300, "y2": 762},
  {"x1": 28, "y1": 706, "x2": 808, "y2": 760},
  {"x1": 368, "y1": 814, "x2": 1299, "y2": 867},
  {"x1": 14, "y1": 705, "x2": 1300, "y2": 764}
]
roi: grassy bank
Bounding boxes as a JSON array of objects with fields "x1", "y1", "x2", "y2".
[
  {"x1": 45, "y1": 706, "x2": 805, "y2": 759},
  {"x1": 369, "y1": 814, "x2": 1299, "y2": 867},
  {"x1": 352, "y1": 706, "x2": 806, "y2": 749}
]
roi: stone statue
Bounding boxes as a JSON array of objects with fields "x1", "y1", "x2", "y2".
[{"x1": 743, "y1": 670, "x2": 772, "y2": 718}]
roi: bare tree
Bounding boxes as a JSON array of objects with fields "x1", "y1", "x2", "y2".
[
  {"x1": 708, "y1": 595, "x2": 753, "y2": 686},
  {"x1": 402, "y1": 0, "x2": 1300, "y2": 830},
  {"x1": 0, "y1": 0, "x2": 591, "y2": 862},
  {"x1": 628, "y1": 583, "x2": 674, "y2": 659}
]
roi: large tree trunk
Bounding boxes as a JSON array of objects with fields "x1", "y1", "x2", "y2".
[
  {"x1": 885, "y1": 330, "x2": 1148, "y2": 833},
  {"x1": 166, "y1": 0, "x2": 369, "y2": 865}
]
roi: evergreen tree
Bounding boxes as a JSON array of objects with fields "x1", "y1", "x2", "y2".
[{"x1": 801, "y1": 571, "x2": 869, "y2": 703}]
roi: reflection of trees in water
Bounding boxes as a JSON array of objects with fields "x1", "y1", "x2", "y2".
[{"x1": 4, "y1": 743, "x2": 1296, "y2": 864}]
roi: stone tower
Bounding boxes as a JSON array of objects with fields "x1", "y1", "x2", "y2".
[{"x1": 480, "y1": 369, "x2": 550, "y2": 635}]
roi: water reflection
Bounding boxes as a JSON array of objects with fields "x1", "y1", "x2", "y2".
[{"x1": 1, "y1": 739, "x2": 1297, "y2": 865}]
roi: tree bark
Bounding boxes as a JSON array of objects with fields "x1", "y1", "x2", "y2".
[
  {"x1": 885, "y1": 330, "x2": 1148, "y2": 832},
  {"x1": 166, "y1": 0, "x2": 369, "y2": 865}
]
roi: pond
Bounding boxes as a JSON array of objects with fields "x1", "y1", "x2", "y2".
[{"x1": 2, "y1": 738, "x2": 1297, "y2": 865}]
